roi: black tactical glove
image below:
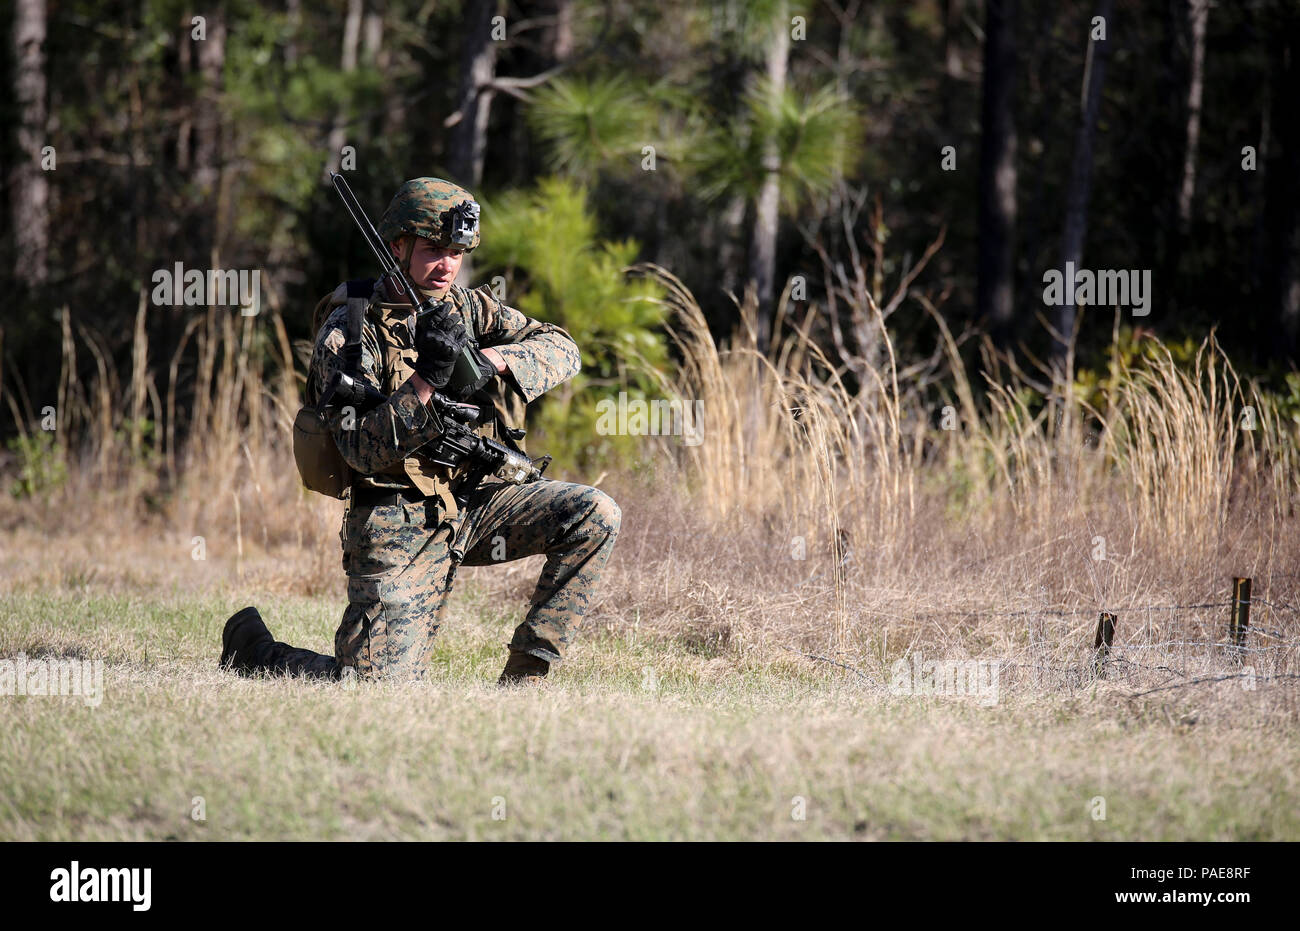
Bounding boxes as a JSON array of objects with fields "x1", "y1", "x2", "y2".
[
  {"x1": 451, "y1": 345, "x2": 497, "y2": 400},
  {"x1": 413, "y1": 314, "x2": 470, "y2": 389}
]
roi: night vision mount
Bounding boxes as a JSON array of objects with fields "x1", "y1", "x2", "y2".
[{"x1": 448, "y1": 200, "x2": 480, "y2": 248}]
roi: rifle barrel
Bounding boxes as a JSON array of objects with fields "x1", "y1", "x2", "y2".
[{"x1": 329, "y1": 172, "x2": 427, "y2": 312}]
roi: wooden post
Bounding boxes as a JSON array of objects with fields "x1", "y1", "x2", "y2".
[
  {"x1": 1229, "y1": 577, "x2": 1251, "y2": 660},
  {"x1": 1093, "y1": 612, "x2": 1116, "y2": 678}
]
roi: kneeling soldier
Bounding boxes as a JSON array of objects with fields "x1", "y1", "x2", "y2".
[{"x1": 220, "y1": 177, "x2": 620, "y2": 686}]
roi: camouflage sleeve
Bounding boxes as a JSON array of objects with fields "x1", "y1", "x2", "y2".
[
  {"x1": 467, "y1": 286, "x2": 581, "y2": 403},
  {"x1": 308, "y1": 305, "x2": 441, "y2": 474}
]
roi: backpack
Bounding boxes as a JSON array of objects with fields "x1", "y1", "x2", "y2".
[{"x1": 291, "y1": 281, "x2": 374, "y2": 498}]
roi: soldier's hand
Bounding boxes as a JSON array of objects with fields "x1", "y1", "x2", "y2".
[
  {"x1": 451, "y1": 345, "x2": 498, "y2": 400},
  {"x1": 413, "y1": 315, "x2": 470, "y2": 389}
]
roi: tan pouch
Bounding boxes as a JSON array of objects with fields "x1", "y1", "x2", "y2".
[{"x1": 292, "y1": 404, "x2": 352, "y2": 498}]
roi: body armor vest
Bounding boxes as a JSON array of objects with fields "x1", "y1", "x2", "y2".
[{"x1": 361, "y1": 289, "x2": 525, "y2": 521}]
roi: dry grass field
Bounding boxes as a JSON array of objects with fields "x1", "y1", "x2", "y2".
[{"x1": 2, "y1": 273, "x2": 1298, "y2": 840}]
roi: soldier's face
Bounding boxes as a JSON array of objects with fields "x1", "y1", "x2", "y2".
[{"x1": 393, "y1": 236, "x2": 464, "y2": 295}]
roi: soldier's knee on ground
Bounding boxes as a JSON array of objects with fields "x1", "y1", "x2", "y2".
[{"x1": 336, "y1": 598, "x2": 436, "y2": 682}]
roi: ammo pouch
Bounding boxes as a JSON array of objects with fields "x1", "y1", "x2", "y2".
[{"x1": 293, "y1": 403, "x2": 352, "y2": 499}]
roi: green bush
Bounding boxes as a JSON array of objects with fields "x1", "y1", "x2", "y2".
[
  {"x1": 475, "y1": 178, "x2": 669, "y2": 470},
  {"x1": 7, "y1": 432, "x2": 68, "y2": 500}
]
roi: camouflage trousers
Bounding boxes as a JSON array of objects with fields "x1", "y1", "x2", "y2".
[{"x1": 248, "y1": 479, "x2": 621, "y2": 680}]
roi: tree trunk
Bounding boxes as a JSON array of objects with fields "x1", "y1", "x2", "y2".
[
  {"x1": 11, "y1": 0, "x2": 49, "y2": 287},
  {"x1": 1248, "y1": 79, "x2": 1270, "y2": 296},
  {"x1": 1177, "y1": 0, "x2": 1209, "y2": 230},
  {"x1": 177, "y1": 18, "x2": 192, "y2": 173},
  {"x1": 976, "y1": 0, "x2": 1017, "y2": 348},
  {"x1": 550, "y1": 0, "x2": 574, "y2": 61},
  {"x1": 1016, "y1": 0, "x2": 1062, "y2": 329},
  {"x1": 325, "y1": 0, "x2": 363, "y2": 177},
  {"x1": 1055, "y1": 0, "x2": 1114, "y2": 365},
  {"x1": 748, "y1": 0, "x2": 789, "y2": 356},
  {"x1": 362, "y1": 0, "x2": 385, "y2": 142},
  {"x1": 450, "y1": 0, "x2": 499, "y2": 287},
  {"x1": 363, "y1": 2, "x2": 383, "y2": 65},
  {"x1": 194, "y1": 9, "x2": 227, "y2": 195},
  {"x1": 194, "y1": 9, "x2": 227, "y2": 262},
  {"x1": 285, "y1": 0, "x2": 302, "y2": 65},
  {"x1": 449, "y1": 0, "x2": 499, "y2": 189},
  {"x1": 941, "y1": 0, "x2": 965, "y2": 126},
  {"x1": 719, "y1": 196, "x2": 747, "y2": 299}
]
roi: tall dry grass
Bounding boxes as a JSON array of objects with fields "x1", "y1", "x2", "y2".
[
  {"x1": 621, "y1": 263, "x2": 1300, "y2": 695},
  {"x1": 1, "y1": 296, "x2": 340, "y2": 591},
  {"x1": 636, "y1": 265, "x2": 1296, "y2": 552}
]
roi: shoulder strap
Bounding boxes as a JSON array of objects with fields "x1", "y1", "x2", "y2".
[
  {"x1": 339, "y1": 278, "x2": 375, "y2": 377},
  {"x1": 315, "y1": 278, "x2": 375, "y2": 413}
]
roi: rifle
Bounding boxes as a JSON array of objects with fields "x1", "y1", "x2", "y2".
[{"x1": 322, "y1": 174, "x2": 552, "y2": 507}]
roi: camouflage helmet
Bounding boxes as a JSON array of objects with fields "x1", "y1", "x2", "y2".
[{"x1": 377, "y1": 177, "x2": 481, "y2": 251}]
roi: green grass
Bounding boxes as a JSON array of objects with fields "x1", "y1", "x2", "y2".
[{"x1": 2, "y1": 588, "x2": 1296, "y2": 841}]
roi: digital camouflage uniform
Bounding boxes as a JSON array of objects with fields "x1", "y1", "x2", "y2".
[{"x1": 232, "y1": 178, "x2": 621, "y2": 682}]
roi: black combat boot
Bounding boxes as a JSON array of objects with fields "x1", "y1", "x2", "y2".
[
  {"x1": 497, "y1": 650, "x2": 550, "y2": 687},
  {"x1": 220, "y1": 606, "x2": 273, "y2": 673}
]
